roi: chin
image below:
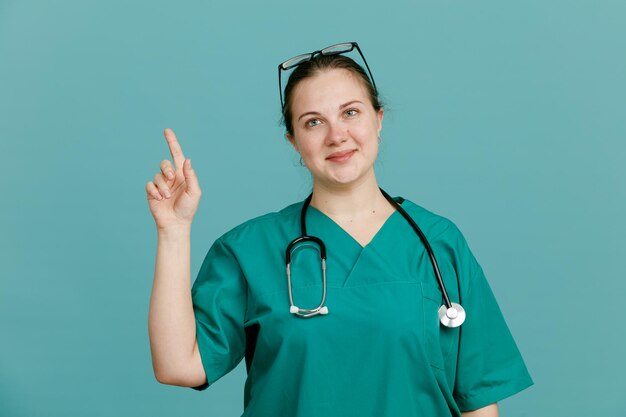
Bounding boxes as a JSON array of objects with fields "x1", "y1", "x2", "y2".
[
  {"x1": 326, "y1": 172, "x2": 368, "y2": 187},
  {"x1": 314, "y1": 162, "x2": 375, "y2": 187}
]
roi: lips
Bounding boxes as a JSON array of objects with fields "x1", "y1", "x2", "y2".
[{"x1": 326, "y1": 149, "x2": 356, "y2": 162}]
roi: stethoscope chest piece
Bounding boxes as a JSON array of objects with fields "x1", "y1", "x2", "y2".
[{"x1": 438, "y1": 303, "x2": 466, "y2": 328}]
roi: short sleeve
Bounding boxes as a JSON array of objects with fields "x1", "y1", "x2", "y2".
[
  {"x1": 189, "y1": 237, "x2": 247, "y2": 391},
  {"x1": 448, "y1": 225, "x2": 534, "y2": 411}
]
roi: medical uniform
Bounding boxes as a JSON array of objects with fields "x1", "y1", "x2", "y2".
[{"x1": 190, "y1": 196, "x2": 533, "y2": 416}]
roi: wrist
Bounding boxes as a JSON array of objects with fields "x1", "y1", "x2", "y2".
[{"x1": 157, "y1": 223, "x2": 192, "y2": 239}]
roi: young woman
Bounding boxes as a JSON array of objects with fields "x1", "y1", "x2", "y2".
[{"x1": 146, "y1": 42, "x2": 533, "y2": 417}]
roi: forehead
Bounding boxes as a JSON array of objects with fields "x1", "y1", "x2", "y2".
[{"x1": 290, "y1": 69, "x2": 370, "y2": 112}]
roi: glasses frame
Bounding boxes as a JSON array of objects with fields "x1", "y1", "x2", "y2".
[{"x1": 277, "y1": 41, "x2": 378, "y2": 111}]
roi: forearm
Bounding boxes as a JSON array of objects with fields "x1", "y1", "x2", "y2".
[
  {"x1": 461, "y1": 403, "x2": 498, "y2": 417},
  {"x1": 148, "y1": 225, "x2": 197, "y2": 382}
]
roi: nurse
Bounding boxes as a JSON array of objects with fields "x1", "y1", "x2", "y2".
[{"x1": 146, "y1": 42, "x2": 533, "y2": 417}]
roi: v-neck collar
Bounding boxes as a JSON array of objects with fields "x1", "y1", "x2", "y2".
[
  {"x1": 302, "y1": 196, "x2": 408, "y2": 287},
  {"x1": 306, "y1": 197, "x2": 406, "y2": 250}
]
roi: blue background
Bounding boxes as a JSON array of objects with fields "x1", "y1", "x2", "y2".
[{"x1": 1, "y1": 0, "x2": 624, "y2": 416}]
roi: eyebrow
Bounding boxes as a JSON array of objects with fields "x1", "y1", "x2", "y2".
[{"x1": 297, "y1": 100, "x2": 364, "y2": 121}]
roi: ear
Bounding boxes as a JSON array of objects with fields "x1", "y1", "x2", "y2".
[
  {"x1": 285, "y1": 132, "x2": 299, "y2": 152},
  {"x1": 376, "y1": 108, "x2": 384, "y2": 136}
]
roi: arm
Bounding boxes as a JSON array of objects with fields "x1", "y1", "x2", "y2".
[
  {"x1": 146, "y1": 128, "x2": 205, "y2": 387},
  {"x1": 461, "y1": 403, "x2": 498, "y2": 417},
  {"x1": 148, "y1": 225, "x2": 206, "y2": 387}
]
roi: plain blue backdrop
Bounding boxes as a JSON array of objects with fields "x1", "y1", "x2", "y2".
[{"x1": 1, "y1": 0, "x2": 625, "y2": 416}]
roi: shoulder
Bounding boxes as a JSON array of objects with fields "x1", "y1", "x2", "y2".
[
  {"x1": 399, "y1": 196, "x2": 481, "y2": 291},
  {"x1": 398, "y1": 196, "x2": 464, "y2": 243},
  {"x1": 215, "y1": 200, "x2": 303, "y2": 248}
]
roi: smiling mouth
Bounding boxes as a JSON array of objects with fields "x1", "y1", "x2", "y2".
[{"x1": 326, "y1": 150, "x2": 356, "y2": 162}]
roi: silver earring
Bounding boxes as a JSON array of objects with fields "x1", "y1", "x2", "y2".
[
  {"x1": 378, "y1": 135, "x2": 382, "y2": 144},
  {"x1": 299, "y1": 156, "x2": 305, "y2": 166}
]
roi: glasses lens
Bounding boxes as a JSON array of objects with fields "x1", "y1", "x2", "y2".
[
  {"x1": 321, "y1": 43, "x2": 354, "y2": 55},
  {"x1": 281, "y1": 53, "x2": 312, "y2": 70}
]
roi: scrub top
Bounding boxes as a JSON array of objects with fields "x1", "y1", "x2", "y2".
[{"x1": 190, "y1": 196, "x2": 533, "y2": 416}]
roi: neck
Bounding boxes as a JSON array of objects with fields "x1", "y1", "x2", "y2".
[{"x1": 309, "y1": 171, "x2": 391, "y2": 219}]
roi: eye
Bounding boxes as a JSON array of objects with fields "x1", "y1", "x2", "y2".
[
  {"x1": 345, "y1": 108, "x2": 359, "y2": 117},
  {"x1": 305, "y1": 118, "x2": 321, "y2": 128}
]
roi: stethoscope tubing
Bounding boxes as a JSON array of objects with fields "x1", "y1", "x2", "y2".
[
  {"x1": 286, "y1": 188, "x2": 464, "y2": 326},
  {"x1": 378, "y1": 188, "x2": 453, "y2": 310},
  {"x1": 298, "y1": 190, "x2": 453, "y2": 309}
]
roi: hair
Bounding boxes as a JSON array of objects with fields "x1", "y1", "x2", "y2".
[{"x1": 281, "y1": 54, "x2": 383, "y2": 136}]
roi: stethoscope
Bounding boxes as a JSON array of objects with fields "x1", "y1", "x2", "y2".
[{"x1": 285, "y1": 188, "x2": 466, "y2": 328}]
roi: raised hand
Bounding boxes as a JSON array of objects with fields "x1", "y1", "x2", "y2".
[{"x1": 145, "y1": 128, "x2": 202, "y2": 230}]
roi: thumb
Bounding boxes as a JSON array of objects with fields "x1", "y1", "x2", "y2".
[{"x1": 182, "y1": 159, "x2": 201, "y2": 195}]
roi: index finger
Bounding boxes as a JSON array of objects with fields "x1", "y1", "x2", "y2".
[{"x1": 164, "y1": 127, "x2": 186, "y2": 169}]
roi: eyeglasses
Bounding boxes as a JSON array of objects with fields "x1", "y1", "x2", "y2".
[{"x1": 277, "y1": 41, "x2": 378, "y2": 110}]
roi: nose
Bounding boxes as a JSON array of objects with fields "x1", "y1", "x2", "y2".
[{"x1": 325, "y1": 120, "x2": 348, "y2": 145}]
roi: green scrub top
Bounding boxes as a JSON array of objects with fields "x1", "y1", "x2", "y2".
[{"x1": 190, "y1": 196, "x2": 533, "y2": 416}]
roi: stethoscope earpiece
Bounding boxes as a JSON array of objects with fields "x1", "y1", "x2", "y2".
[{"x1": 289, "y1": 305, "x2": 329, "y2": 317}]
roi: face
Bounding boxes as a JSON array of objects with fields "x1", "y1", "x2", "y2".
[{"x1": 286, "y1": 69, "x2": 384, "y2": 189}]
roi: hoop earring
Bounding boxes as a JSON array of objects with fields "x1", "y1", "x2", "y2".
[{"x1": 378, "y1": 135, "x2": 382, "y2": 144}]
